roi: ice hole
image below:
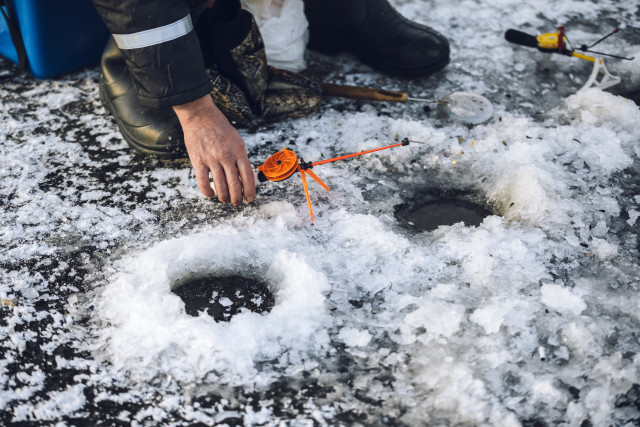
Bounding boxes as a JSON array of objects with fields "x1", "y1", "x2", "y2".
[
  {"x1": 395, "y1": 189, "x2": 493, "y2": 232},
  {"x1": 172, "y1": 274, "x2": 274, "y2": 321}
]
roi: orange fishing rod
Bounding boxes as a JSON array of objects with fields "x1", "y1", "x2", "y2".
[
  {"x1": 257, "y1": 138, "x2": 411, "y2": 222},
  {"x1": 308, "y1": 140, "x2": 409, "y2": 167}
]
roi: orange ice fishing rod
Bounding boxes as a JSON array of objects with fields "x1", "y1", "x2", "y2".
[{"x1": 257, "y1": 138, "x2": 412, "y2": 222}]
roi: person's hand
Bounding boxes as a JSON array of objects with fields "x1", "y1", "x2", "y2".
[{"x1": 173, "y1": 94, "x2": 256, "y2": 206}]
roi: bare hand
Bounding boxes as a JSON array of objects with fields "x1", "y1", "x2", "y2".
[{"x1": 173, "y1": 95, "x2": 256, "y2": 206}]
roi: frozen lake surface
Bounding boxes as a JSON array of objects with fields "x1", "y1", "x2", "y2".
[{"x1": 1, "y1": 0, "x2": 640, "y2": 425}]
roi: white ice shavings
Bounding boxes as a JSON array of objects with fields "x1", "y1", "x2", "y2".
[
  {"x1": 433, "y1": 216, "x2": 549, "y2": 290},
  {"x1": 21, "y1": 83, "x2": 85, "y2": 110},
  {"x1": 587, "y1": 353, "x2": 640, "y2": 426},
  {"x1": 400, "y1": 349, "x2": 519, "y2": 426},
  {"x1": 218, "y1": 297, "x2": 233, "y2": 307},
  {"x1": 540, "y1": 284, "x2": 586, "y2": 316},
  {"x1": 97, "y1": 226, "x2": 330, "y2": 387},
  {"x1": 559, "y1": 91, "x2": 636, "y2": 175},
  {"x1": 400, "y1": 298, "x2": 466, "y2": 342},
  {"x1": 338, "y1": 327, "x2": 372, "y2": 347},
  {"x1": 470, "y1": 302, "x2": 512, "y2": 334},
  {"x1": 80, "y1": 190, "x2": 111, "y2": 201},
  {"x1": 532, "y1": 378, "x2": 566, "y2": 406},
  {"x1": 566, "y1": 88, "x2": 640, "y2": 131},
  {"x1": 13, "y1": 384, "x2": 86, "y2": 422},
  {"x1": 2, "y1": 0, "x2": 640, "y2": 424},
  {"x1": 488, "y1": 164, "x2": 552, "y2": 222},
  {"x1": 590, "y1": 238, "x2": 619, "y2": 260},
  {"x1": 0, "y1": 368, "x2": 46, "y2": 408},
  {"x1": 325, "y1": 211, "x2": 417, "y2": 294},
  {"x1": 476, "y1": 113, "x2": 629, "y2": 226},
  {"x1": 574, "y1": 127, "x2": 632, "y2": 176}
]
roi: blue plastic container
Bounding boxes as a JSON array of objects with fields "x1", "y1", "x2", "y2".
[{"x1": 0, "y1": 0, "x2": 110, "y2": 78}]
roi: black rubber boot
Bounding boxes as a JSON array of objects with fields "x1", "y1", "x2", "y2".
[
  {"x1": 303, "y1": 0, "x2": 450, "y2": 77},
  {"x1": 98, "y1": 37, "x2": 186, "y2": 158}
]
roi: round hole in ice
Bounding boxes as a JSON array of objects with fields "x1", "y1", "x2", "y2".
[
  {"x1": 172, "y1": 274, "x2": 274, "y2": 321},
  {"x1": 96, "y1": 232, "x2": 331, "y2": 387},
  {"x1": 395, "y1": 189, "x2": 493, "y2": 232}
]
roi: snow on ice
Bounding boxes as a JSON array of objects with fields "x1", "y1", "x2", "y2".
[{"x1": 1, "y1": 0, "x2": 640, "y2": 425}]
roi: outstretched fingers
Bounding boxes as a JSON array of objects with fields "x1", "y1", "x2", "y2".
[
  {"x1": 237, "y1": 157, "x2": 256, "y2": 203},
  {"x1": 195, "y1": 160, "x2": 256, "y2": 206},
  {"x1": 223, "y1": 164, "x2": 243, "y2": 206},
  {"x1": 209, "y1": 162, "x2": 230, "y2": 203},
  {"x1": 194, "y1": 164, "x2": 216, "y2": 199}
]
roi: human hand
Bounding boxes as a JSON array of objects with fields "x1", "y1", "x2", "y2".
[{"x1": 173, "y1": 95, "x2": 256, "y2": 205}]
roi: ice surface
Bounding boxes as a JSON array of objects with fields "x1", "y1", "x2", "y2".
[
  {"x1": 540, "y1": 283, "x2": 586, "y2": 316},
  {"x1": 1, "y1": 0, "x2": 640, "y2": 425}
]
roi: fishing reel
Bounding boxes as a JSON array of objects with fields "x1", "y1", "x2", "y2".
[
  {"x1": 505, "y1": 26, "x2": 634, "y2": 60},
  {"x1": 505, "y1": 26, "x2": 634, "y2": 91},
  {"x1": 257, "y1": 147, "x2": 329, "y2": 222}
]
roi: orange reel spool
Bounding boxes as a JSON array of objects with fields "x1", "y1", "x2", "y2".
[
  {"x1": 257, "y1": 147, "x2": 330, "y2": 222},
  {"x1": 257, "y1": 147, "x2": 300, "y2": 182}
]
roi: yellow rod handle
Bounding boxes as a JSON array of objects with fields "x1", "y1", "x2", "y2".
[
  {"x1": 572, "y1": 52, "x2": 596, "y2": 62},
  {"x1": 320, "y1": 83, "x2": 409, "y2": 102}
]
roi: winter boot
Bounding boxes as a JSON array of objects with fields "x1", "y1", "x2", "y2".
[
  {"x1": 98, "y1": 37, "x2": 186, "y2": 158},
  {"x1": 303, "y1": 0, "x2": 450, "y2": 77}
]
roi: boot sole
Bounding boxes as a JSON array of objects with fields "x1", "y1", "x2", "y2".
[
  {"x1": 308, "y1": 28, "x2": 450, "y2": 78},
  {"x1": 99, "y1": 79, "x2": 186, "y2": 159}
]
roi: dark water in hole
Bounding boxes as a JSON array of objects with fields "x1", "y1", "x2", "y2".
[
  {"x1": 172, "y1": 275, "x2": 274, "y2": 321},
  {"x1": 395, "y1": 192, "x2": 492, "y2": 232}
]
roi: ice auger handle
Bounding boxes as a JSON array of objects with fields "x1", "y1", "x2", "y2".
[{"x1": 505, "y1": 29, "x2": 539, "y2": 48}]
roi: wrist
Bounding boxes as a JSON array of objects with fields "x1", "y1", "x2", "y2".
[{"x1": 173, "y1": 94, "x2": 218, "y2": 124}]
